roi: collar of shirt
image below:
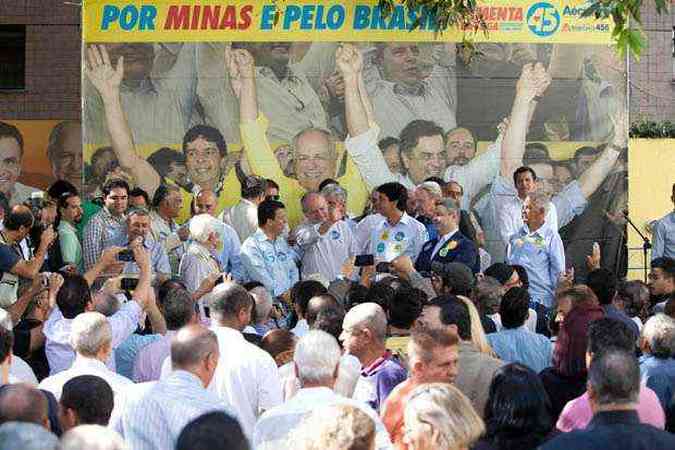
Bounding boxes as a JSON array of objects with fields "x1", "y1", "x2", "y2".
[
  {"x1": 211, "y1": 325, "x2": 245, "y2": 341},
  {"x1": 392, "y1": 80, "x2": 427, "y2": 97},
  {"x1": 361, "y1": 351, "x2": 392, "y2": 377},
  {"x1": 189, "y1": 241, "x2": 221, "y2": 263},
  {"x1": 258, "y1": 65, "x2": 300, "y2": 84},
  {"x1": 240, "y1": 198, "x2": 256, "y2": 208},
  {"x1": 150, "y1": 210, "x2": 177, "y2": 232},
  {"x1": 72, "y1": 354, "x2": 108, "y2": 372},
  {"x1": 587, "y1": 410, "x2": 640, "y2": 429},
  {"x1": 168, "y1": 369, "x2": 205, "y2": 388},
  {"x1": 102, "y1": 207, "x2": 126, "y2": 224},
  {"x1": 384, "y1": 212, "x2": 412, "y2": 229},
  {"x1": 293, "y1": 386, "x2": 335, "y2": 402},
  {"x1": 253, "y1": 228, "x2": 282, "y2": 245},
  {"x1": 59, "y1": 220, "x2": 78, "y2": 234}
]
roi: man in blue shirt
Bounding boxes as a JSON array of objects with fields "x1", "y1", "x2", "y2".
[
  {"x1": 651, "y1": 183, "x2": 675, "y2": 260},
  {"x1": 241, "y1": 200, "x2": 299, "y2": 299},
  {"x1": 507, "y1": 191, "x2": 565, "y2": 312}
]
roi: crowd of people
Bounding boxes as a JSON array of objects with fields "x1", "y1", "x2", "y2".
[{"x1": 0, "y1": 40, "x2": 673, "y2": 450}]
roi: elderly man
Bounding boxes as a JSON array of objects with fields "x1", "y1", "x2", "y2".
[
  {"x1": 254, "y1": 330, "x2": 392, "y2": 450},
  {"x1": 83, "y1": 179, "x2": 129, "y2": 271},
  {"x1": 0, "y1": 122, "x2": 42, "y2": 206},
  {"x1": 340, "y1": 303, "x2": 407, "y2": 413},
  {"x1": 413, "y1": 181, "x2": 442, "y2": 241},
  {"x1": 415, "y1": 198, "x2": 479, "y2": 274},
  {"x1": 241, "y1": 200, "x2": 299, "y2": 299},
  {"x1": 382, "y1": 327, "x2": 460, "y2": 450},
  {"x1": 149, "y1": 184, "x2": 185, "y2": 274},
  {"x1": 294, "y1": 191, "x2": 355, "y2": 282},
  {"x1": 0, "y1": 384, "x2": 50, "y2": 429},
  {"x1": 117, "y1": 208, "x2": 171, "y2": 279},
  {"x1": 122, "y1": 325, "x2": 231, "y2": 450},
  {"x1": 639, "y1": 314, "x2": 675, "y2": 409},
  {"x1": 207, "y1": 283, "x2": 283, "y2": 439},
  {"x1": 47, "y1": 120, "x2": 83, "y2": 192},
  {"x1": 543, "y1": 349, "x2": 675, "y2": 450},
  {"x1": 179, "y1": 214, "x2": 225, "y2": 319},
  {"x1": 230, "y1": 47, "x2": 368, "y2": 227},
  {"x1": 39, "y1": 312, "x2": 133, "y2": 400},
  {"x1": 506, "y1": 192, "x2": 565, "y2": 314},
  {"x1": 248, "y1": 284, "x2": 277, "y2": 336}
]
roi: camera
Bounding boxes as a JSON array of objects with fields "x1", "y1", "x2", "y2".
[
  {"x1": 117, "y1": 249, "x2": 135, "y2": 262},
  {"x1": 354, "y1": 254, "x2": 374, "y2": 267},
  {"x1": 375, "y1": 262, "x2": 392, "y2": 273},
  {"x1": 121, "y1": 277, "x2": 139, "y2": 291}
]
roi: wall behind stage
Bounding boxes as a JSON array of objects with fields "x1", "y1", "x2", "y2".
[{"x1": 3, "y1": 120, "x2": 63, "y2": 190}]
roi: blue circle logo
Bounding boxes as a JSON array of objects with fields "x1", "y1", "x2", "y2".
[
  {"x1": 394, "y1": 232, "x2": 405, "y2": 242},
  {"x1": 376, "y1": 242, "x2": 386, "y2": 253},
  {"x1": 330, "y1": 230, "x2": 340, "y2": 240},
  {"x1": 527, "y1": 2, "x2": 560, "y2": 37},
  {"x1": 278, "y1": 252, "x2": 287, "y2": 262}
]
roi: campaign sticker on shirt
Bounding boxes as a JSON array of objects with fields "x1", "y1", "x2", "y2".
[
  {"x1": 380, "y1": 231, "x2": 389, "y2": 241},
  {"x1": 514, "y1": 239, "x2": 524, "y2": 247},
  {"x1": 330, "y1": 230, "x2": 340, "y2": 240},
  {"x1": 446, "y1": 241, "x2": 458, "y2": 251},
  {"x1": 264, "y1": 252, "x2": 275, "y2": 263},
  {"x1": 278, "y1": 252, "x2": 287, "y2": 262},
  {"x1": 376, "y1": 242, "x2": 386, "y2": 253},
  {"x1": 439, "y1": 247, "x2": 448, "y2": 257},
  {"x1": 394, "y1": 232, "x2": 405, "y2": 242},
  {"x1": 393, "y1": 244, "x2": 403, "y2": 254}
]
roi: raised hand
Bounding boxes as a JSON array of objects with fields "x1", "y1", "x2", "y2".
[
  {"x1": 226, "y1": 47, "x2": 255, "y2": 99},
  {"x1": 586, "y1": 242, "x2": 601, "y2": 271},
  {"x1": 532, "y1": 62, "x2": 551, "y2": 97},
  {"x1": 610, "y1": 107, "x2": 628, "y2": 148},
  {"x1": 85, "y1": 44, "x2": 123, "y2": 99},
  {"x1": 335, "y1": 44, "x2": 363, "y2": 78}
]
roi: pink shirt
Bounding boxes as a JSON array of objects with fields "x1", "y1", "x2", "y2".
[
  {"x1": 132, "y1": 330, "x2": 177, "y2": 383},
  {"x1": 557, "y1": 385, "x2": 665, "y2": 432}
]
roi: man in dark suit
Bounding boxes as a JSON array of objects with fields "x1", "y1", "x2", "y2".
[
  {"x1": 415, "y1": 198, "x2": 479, "y2": 274},
  {"x1": 542, "y1": 348, "x2": 675, "y2": 450}
]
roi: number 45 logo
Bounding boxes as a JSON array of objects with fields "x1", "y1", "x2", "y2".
[{"x1": 527, "y1": 2, "x2": 561, "y2": 37}]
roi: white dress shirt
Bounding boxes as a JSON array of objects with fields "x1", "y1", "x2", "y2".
[
  {"x1": 39, "y1": 354, "x2": 133, "y2": 400},
  {"x1": 253, "y1": 386, "x2": 392, "y2": 450},
  {"x1": 224, "y1": 199, "x2": 260, "y2": 244},
  {"x1": 43, "y1": 303, "x2": 142, "y2": 375},
  {"x1": 295, "y1": 220, "x2": 355, "y2": 282},
  {"x1": 9, "y1": 355, "x2": 38, "y2": 385},
  {"x1": 370, "y1": 213, "x2": 428, "y2": 263},
  {"x1": 209, "y1": 325, "x2": 283, "y2": 439}
]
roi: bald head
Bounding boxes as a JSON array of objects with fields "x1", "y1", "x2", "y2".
[
  {"x1": 4, "y1": 204, "x2": 34, "y2": 233},
  {"x1": 0, "y1": 384, "x2": 49, "y2": 429},
  {"x1": 171, "y1": 325, "x2": 219, "y2": 371},
  {"x1": 301, "y1": 192, "x2": 328, "y2": 224},
  {"x1": 342, "y1": 303, "x2": 387, "y2": 343},
  {"x1": 195, "y1": 189, "x2": 218, "y2": 216}
]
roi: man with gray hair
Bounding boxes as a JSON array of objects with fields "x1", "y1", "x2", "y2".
[
  {"x1": 295, "y1": 191, "x2": 355, "y2": 282},
  {"x1": 340, "y1": 303, "x2": 407, "y2": 413},
  {"x1": 118, "y1": 207, "x2": 171, "y2": 279},
  {"x1": 249, "y1": 284, "x2": 275, "y2": 336},
  {"x1": 0, "y1": 384, "x2": 50, "y2": 429},
  {"x1": 639, "y1": 314, "x2": 675, "y2": 413},
  {"x1": 207, "y1": 282, "x2": 282, "y2": 440},
  {"x1": 542, "y1": 348, "x2": 675, "y2": 450},
  {"x1": 253, "y1": 330, "x2": 392, "y2": 450},
  {"x1": 39, "y1": 312, "x2": 132, "y2": 401},
  {"x1": 122, "y1": 325, "x2": 230, "y2": 450},
  {"x1": 507, "y1": 191, "x2": 565, "y2": 312},
  {"x1": 413, "y1": 181, "x2": 443, "y2": 241},
  {"x1": 0, "y1": 422, "x2": 58, "y2": 450}
]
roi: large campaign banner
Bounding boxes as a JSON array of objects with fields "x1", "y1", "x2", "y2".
[{"x1": 81, "y1": 0, "x2": 629, "y2": 281}]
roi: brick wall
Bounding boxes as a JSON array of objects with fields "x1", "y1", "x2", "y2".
[
  {"x1": 629, "y1": 3, "x2": 675, "y2": 123},
  {"x1": 0, "y1": 0, "x2": 81, "y2": 120}
]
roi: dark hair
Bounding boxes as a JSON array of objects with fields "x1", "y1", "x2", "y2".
[
  {"x1": 261, "y1": 329, "x2": 295, "y2": 363},
  {"x1": 0, "y1": 192, "x2": 9, "y2": 219},
  {"x1": 0, "y1": 385, "x2": 47, "y2": 426},
  {"x1": 242, "y1": 281, "x2": 265, "y2": 291},
  {"x1": 102, "y1": 178, "x2": 130, "y2": 197},
  {"x1": 182, "y1": 125, "x2": 227, "y2": 157},
  {"x1": 587, "y1": 318, "x2": 635, "y2": 355},
  {"x1": 209, "y1": 284, "x2": 253, "y2": 319},
  {"x1": 158, "y1": 278, "x2": 187, "y2": 306},
  {"x1": 129, "y1": 187, "x2": 150, "y2": 206},
  {"x1": 48, "y1": 180, "x2": 78, "y2": 199},
  {"x1": 376, "y1": 182, "x2": 408, "y2": 211},
  {"x1": 500, "y1": 287, "x2": 530, "y2": 329},
  {"x1": 512, "y1": 265, "x2": 529, "y2": 290},
  {"x1": 57, "y1": 191, "x2": 79, "y2": 212},
  {"x1": 345, "y1": 283, "x2": 369, "y2": 310},
  {"x1": 0, "y1": 326, "x2": 13, "y2": 363},
  {"x1": 241, "y1": 176, "x2": 266, "y2": 200},
  {"x1": 588, "y1": 348, "x2": 639, "y2": 406},
  {"x1": 60, "y1": 375, "x2": 114, "y2": 426},
  {"x1": 265, "y1": 178, "x2": 279, "y2": 191},
  {"x1": 257, "y1": 199, "x2": 285, "y2": 227},
  {"x1": 4, "y1": 205, "x2": 34, "y2": 231},
  {"x1": 587, "y1": 268, "x2": 617, "y2": 306},
  {"x1": 484, "y1": 263, "x2": 516, "y2": 285},
  {"x1": 399, "y1": 119, "x2": 444, "y2": 156},
  {"x1": 290, "y1": 280, "x2": 327, "y2": 318},
  {"x1": 312, "y1": 307, "x2": 346, "y2": 343},
  {"x1": 574, "y1": 145, "x2": 601, "y2": 160},
  {"x1": 57, "y1": 273, "x2": 92, "y2": 319},
  {"x1": 388, "y1": 288, "x2": 424, "y2": 329},
  {"x1": 484, "y1": 363, "x2": 553, "y2": 450},
  {"x1": 523, "y1": 142, "x2": 551, "y2": 166},
  {"x1": 306, "y1": 293, "x2": 340, "y2": 327},
  {"x1": 163, "y1": 288, "x2": 195, "y2": 330},
  {"x1": 651, "y1": 257, "x2": 675, "y2": 280},
  {"x1": 377, "y1": 136, "x2": 400, "y2": 152},
  {"x1": 616, "y1": 280, "x2": 649, "y2": 318},
  {"x1": 176, "y1": 411, "x2": 249, "y2": 450},
  {"x1": 424, "y1": 176, "x2": 446, "y2": 188},
  {"x1": 431, "y1": 262, "x2": 475, "y2": 297},
  {"x1": 553, "y1": 303, "x2": 605, "y2": 378},
  {"x1": 0, "y1": 121, "x2": 24, "y2": 155},
  {"x1": 147, "y1": 147, "x2": 185, "y2": 179},
  {"x1": 318, "y1": 178, "x2": 339, "y2": 192},
  {"x1": 365, "y1": 281, "x2": 396, "y2": 312},
  {"x1": 512, "y1": 166, "x2": 537, "y2": 186},
  {"x1": 427, "y1": 295, "x2": 471, "y2": 340},
  {"x1": 152, "y1": 184, "x2": 180, "y2": 209}
]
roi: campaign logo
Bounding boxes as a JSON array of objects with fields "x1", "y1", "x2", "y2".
[
  {"x1": 376, "y1": 242, "x2": 386, "y2": 253},
  {"x1": 394, "y1": 232, "x2": 405, "y2": 242},
  {"x1": 330, "y1": 230, "x2": 341, "y2": 240},
  {"x1": 526, "y1": 2, "x2": 560, "y2": 37}
]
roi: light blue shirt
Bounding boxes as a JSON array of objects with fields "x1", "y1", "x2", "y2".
[
  {"x1": 487, "y1": 326, "x2": 553, "y2": 373},
  {"x1": 215, "y1": 221, "x2": 244, "y2": 281},
  {"x1": 370, "y1": 213, "x2": 428, "y2": 263},
  {"x1": 241, "y1": 229, "x2": 299, "y2": 297},
  {"x1": 117, "y1": 236, "x2": 171, "y2": 276},
  {"x1": 507, "y1": 224, "x2": 565, "y2": 308},
  {"x1": 115, "y1": 333, "x2": 162, "y2": 380},
  {"x1": 652, "y1": 211, "x2": 675, "y2": 260},
  {"x1": 123, "y1": 370, "x2": 232, "y2": 450},
  {"x1": 639, "y1": 354, "x2": 675, "y2": 410}
]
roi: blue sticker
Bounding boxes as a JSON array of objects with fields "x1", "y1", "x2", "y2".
[
  {"x1": 394, "y1": 232, "x2": 405, "y2": 242},
  {"x1": 278, "y1": 252, "x2": 287, "y2": 262},
  {"x1": 376, "y1": 242, "x2": 386, "y2": 253},
  {"x1": 330, "y1": 230, "x2": 340, "y2": 240},
  {"x1": 264, "y1": 253, "x2": 275, "y2": 263}
]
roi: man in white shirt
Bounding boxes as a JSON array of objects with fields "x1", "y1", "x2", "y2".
[
  {"x1": 207, "y1": 282, "x2": 283, "y2": 439},
  {"x1": 222, "y1": 175, "x2": 267, "y2": 244},
  {"x1": 370, "y1": 182, "x2": 427, "y2": 263},
  {"x1": 39, "y1": 312, "x2": 133, "y2": 400},
  {"x1": 254, "y1": 330, "x2": 391, "y2": 450},
  {"x1": 295, "y1": 191, "x2": 355, "y2": 282}
]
